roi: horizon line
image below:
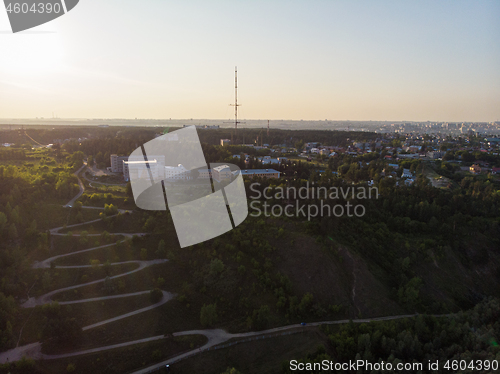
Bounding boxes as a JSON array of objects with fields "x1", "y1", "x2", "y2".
[{"x1": 1, "y1": 118, "x2": 499, "y2": 123}]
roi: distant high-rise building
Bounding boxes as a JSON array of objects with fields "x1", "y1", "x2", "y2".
[{"x1": 110, "y1": 154, "x2": 129, "y2": 173}]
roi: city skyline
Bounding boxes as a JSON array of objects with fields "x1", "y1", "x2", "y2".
[{"x1": 1, "y1": 0, "x2": 499, "y2": 122}]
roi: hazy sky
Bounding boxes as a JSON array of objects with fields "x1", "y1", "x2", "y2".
[{"x1": 0, "y1": 0, "x2": 499, "y2": 121}]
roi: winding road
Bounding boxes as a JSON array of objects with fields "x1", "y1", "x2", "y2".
[
  {"x1": 64, "y1": 164, "x2": 86, "y2": 208},
  {"x1": 0, "y1": 165, "x2": 172, "y2": 364},
  {"x1": 0, "y1": 165, "x2": 454, "y2": 372}
]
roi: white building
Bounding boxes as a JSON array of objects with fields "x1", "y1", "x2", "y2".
[
  {"x1": 113, "y1": 154, "x2": 165, "y2": 174},
  {"x1": 197, "y1": 168, "x2": 212, "y2": 179},
  {"x1": 212, "y1": 165, "x2": 232, "y2": 182},
  {"x1": 165, "y1": 164, "x2": 191, "y2": 180},
  {"x1": 123, "y1": 160, "x2": 160, "y2": 182}
]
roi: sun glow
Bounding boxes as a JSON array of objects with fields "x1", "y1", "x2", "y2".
[{"x1": 0, "y1": 28, "x2": 64, "y2": 75}]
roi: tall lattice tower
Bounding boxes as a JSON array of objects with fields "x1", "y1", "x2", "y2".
[{"x1": 229, "y1": 67, "x2": 241, "y2": 131}]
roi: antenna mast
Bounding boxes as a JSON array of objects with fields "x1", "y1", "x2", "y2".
[
  {"x1": 229, "y1": 66, "x2": 241, "y2": 131},
  {"x1": 224, "y1": 67, "x2": 244, "y2": 143}
]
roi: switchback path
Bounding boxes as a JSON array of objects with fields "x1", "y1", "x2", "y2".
[
  {"x1": 133, "y1": 314, "x2": 435, "y2": 374},
  {"x1": 48, "y1": 210, "x2": 134, "y2": 235},
  {"x1": 22, "y1": 259, "x2": 168, "y2": 308},
  {"x1": 0, "y1": 166, "x2": 174, "y2": 364},
  {"x1": 0, "y1": 164, "x2": 454, "y2": 372}
]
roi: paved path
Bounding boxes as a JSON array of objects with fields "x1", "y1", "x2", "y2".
[
  {"x1": 82, "y1": 290, "x2": 174, "y2": 331},
  {"x1": 64, "y1": 164, "x2": 86, "y2": 208},
  {"x1": 51, "y1": 232, "x2": 147, "y2": 238},
  {"x1": 0, "y1": 342, "x2": 42, "y2": 363},
  {"x1": 80, "y1": 205, "x2": 132, "y2": 213},
  {"x1": 42, "y1": 335, "x2": 165, "y2": 360},
  {"x1": 33, "y1": 242, "x2": 120, "y2": 269},
  {"x1": 132, "y1": 314, "x2": 423, "y2": 374},
  {"x1": 22, "y1": 259, "x2": 168, "y2": 307}
]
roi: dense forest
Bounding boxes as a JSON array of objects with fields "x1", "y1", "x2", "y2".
[{"x1": 281, "y1": 298, "x2": 500, "y2": 374}]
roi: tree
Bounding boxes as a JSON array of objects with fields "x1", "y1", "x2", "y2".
[
  {"x1": 71, "y1": 151, "x2": 85, "y2": 169},
  {"x1": 398, "y1": 277, "x2": 422, "y2": 309},
  {"x1": 251, "y1": 305, "x2": 271, "y2": 329},
  {"x1": 209, "y1": 258, "x2": 225, "y2": 276},
  {"x1": 200, "y1": 303, "x2": 218, "y2": 327},
  {"x1": 143, "y1": 216, "x2": 155, "y2": 231},
  {"x1": 104, "y1": 203, "x2": 118, "y2": 216},
  {"x1": 156, "y1": 239, "x2": 166, "y2": 258},
  {"x1": 295, "y1": 140, "x2": 305, "y2": 151},
  {"x1": 79, "y1": 231, "x2": 89, "y2": 246},
  {"x1": 156, "y1": 277, "x2": 165, "y2": 288},
  {"x1": 140, "y1": 248, "x2": 148, "y2": 260},
  {"x1": 299, "y1": 293, "x2": 314, "y2": 314},
  {"x1": 41, "y1": 303, "x2": 82, "y2": 346},
  {"x1": 14, "y1": 356, "x2": 36, "y2": 374}
]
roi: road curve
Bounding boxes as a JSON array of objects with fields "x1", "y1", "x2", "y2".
[
  {"x1": 64, "y1": 164, "x2": 86, "y2": 208},
  {"x1": 132, "y1": 314, "x2": 430, "y2": 374},
  {"x1": 81, "y1": 290, "x2": 174, "y2": 331},
  {"x1": 22, "y1": 259, "x2": 168, "y2": 308}
]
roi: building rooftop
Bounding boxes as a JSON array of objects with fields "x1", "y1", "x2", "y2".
[
  {"x1": 213, "y1": 165, "x2": 231, "y2": 172},
  {"x1": 124, "y1": 160, "x2": 157, "y2": 165},
  {"x1": 239, "y1": 169, "x2": 280, "y2": 175}
]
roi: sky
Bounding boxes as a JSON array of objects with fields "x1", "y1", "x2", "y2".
[{"x1": 0, "y1": 0, "x2": 499, "y2": 122}]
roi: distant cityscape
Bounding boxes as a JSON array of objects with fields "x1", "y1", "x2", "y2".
[{"x1": 1, "y1": 118, "x2": 499, "y2": 136}]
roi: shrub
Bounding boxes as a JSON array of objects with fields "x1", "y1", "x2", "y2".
[{"x1": 200, "y1": 303, "x2": 217, "y2": 327}]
